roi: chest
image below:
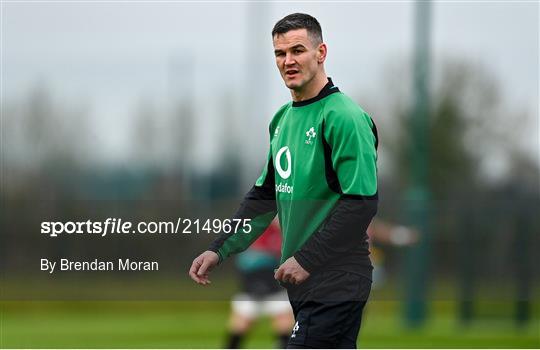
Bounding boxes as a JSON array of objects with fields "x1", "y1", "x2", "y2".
[{"x1": 270, "y1": 108, "x2": 326, "y2": 186}]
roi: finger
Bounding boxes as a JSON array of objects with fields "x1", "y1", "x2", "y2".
[
  {"x1": 292, "y1": 271, "x2": 302, "y2": 284},
  {"x1": 189, "y1": 259, "x2": 203, "y2": 283},
  {"x1": 285, "y1": 273, "x2": 296, "y2": 285},
  {"x1": 197, "y1": 259, "x2": 212, "y2": 276},
  {"x1": 189, "y1": 267, "x2": 202, "y2": 284},
  {"x1": 280, "y1": 269, "x2": 291, "y2": 284},
  {"x1": 198, "y1": 274, "x2": 209, "y2": 284},
  {"x1": 189, "y1": 260, "x2": 199, "y2": 278},
  {"x1": 274, "y1": 266, "x2": 284, "y2": 281},
  {"x1": 200, "y1": 273, "x2": 212, "y2": 285}
]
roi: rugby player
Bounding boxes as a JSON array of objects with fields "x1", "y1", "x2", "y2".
[
  {"x1": 189, "y1": 13, "x2": 378, "y2": 348},
  {"x1": 225, "y1": 219, "x2": 293, "y2": 349}
]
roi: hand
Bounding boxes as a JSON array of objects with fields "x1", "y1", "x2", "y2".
[
  {"x1": 188, "y1": 250, "x2": 219, "y2": 285},
  {"x1": 274, "y1": 256, "x2": 310, "y2": 285}
]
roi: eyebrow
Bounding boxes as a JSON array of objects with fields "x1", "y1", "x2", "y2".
[
  {"x1": 291, "y1": 44, "x2": 307, "y2": 51},
  {"x1": 274, "y1": 44, "x2": 307, "y2": 55}
]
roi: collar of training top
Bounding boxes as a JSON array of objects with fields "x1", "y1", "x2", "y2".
[{"x1": 291, "y1": 77, "x2": 341, "y2": 107}]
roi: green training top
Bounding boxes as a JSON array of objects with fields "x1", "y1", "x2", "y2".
[{"x1": 212, "y1": 79, "x2": 378, "y2": 275}]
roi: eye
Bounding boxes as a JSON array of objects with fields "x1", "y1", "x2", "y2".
[{"x1": 294, "y1": 49, "x2": 303, "y2": 54}]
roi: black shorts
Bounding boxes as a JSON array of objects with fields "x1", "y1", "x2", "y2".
[{"x1": 283, "y1": 270, "x2": 372, "y2": 349}]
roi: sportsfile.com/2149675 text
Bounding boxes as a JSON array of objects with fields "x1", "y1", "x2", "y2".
[{"x1": 40, "y1": 218, "x2": 252, "y2": 238}]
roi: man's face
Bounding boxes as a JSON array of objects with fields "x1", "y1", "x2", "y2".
[{"x1": 273, "y1": 29, "x2": 325, "y2": 91}]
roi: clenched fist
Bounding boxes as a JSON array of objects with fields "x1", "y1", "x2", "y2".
[{"x1": 274, "y1": 256, "x2": 310, "y2": 285}]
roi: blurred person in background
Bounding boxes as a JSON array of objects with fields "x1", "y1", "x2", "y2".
[
  {"x1": 225, "y1": 218, "x2": 294, "y2": 349},
  {"x1": 190, "y1": 13, "x2": 378, "y2": 348},
  {"x1": 367, "y1": 219, "x2": 418, "y2": 288}
]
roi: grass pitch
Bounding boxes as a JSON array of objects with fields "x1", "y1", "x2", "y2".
[{"x1": 1, "y1": 299, "x2": 538, "y2": 348}]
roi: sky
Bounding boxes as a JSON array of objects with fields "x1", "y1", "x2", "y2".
[{"x1": 2, "y1": 1, "x2": 538, "y2": 178}]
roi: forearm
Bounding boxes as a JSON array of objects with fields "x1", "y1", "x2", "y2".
[
  {"x1": 208, "y1": 185, "x2": 277, "y2": 262},
  {"x1": 293, "y1": 194, "x2": 378, "y2": 273}
]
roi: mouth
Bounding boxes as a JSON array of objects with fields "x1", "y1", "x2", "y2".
[{"x1": 285, "y1": 69, "x2": 299, "y2": 78}]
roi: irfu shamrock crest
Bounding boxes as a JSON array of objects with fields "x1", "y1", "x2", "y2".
[{"x1": 305, "y1": 127, "x2": 316, "y2": 145}]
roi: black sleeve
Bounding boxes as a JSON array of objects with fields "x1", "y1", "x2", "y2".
[
  {"x1": 293, "y1": 194, "x2": 377, "y2": 273},
  {"x1": 207, "y1": 156, "x2": 277, "y2": 261}
]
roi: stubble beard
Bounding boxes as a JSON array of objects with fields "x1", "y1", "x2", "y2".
[{"x1": 287, "y1": 72, "x2": 316, "y2": 96}]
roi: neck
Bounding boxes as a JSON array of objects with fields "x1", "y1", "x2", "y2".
[{"x1": 290, "y1": 72, "x2": 328, "y2": 102}]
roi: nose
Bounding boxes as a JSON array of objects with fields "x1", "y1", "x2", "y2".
[{"x1": 284, "y1": 52, "x2": 296, "y2": 66}]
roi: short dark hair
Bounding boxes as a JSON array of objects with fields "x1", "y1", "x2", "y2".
[{"x1": 271, "y1": 13, "x2": 323, "y2": 45}]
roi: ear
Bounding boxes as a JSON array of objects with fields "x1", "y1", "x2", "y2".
[{"x1": 317, "y1": 43, "x2": 327, "y2": 64}]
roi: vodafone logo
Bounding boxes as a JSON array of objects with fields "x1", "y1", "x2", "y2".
[{"x1": 275, "y1": 146, "x2": 291, "y2": 179}]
